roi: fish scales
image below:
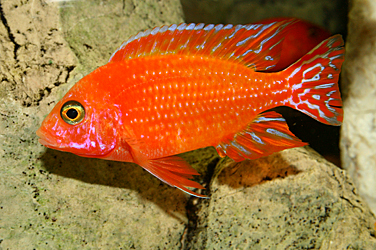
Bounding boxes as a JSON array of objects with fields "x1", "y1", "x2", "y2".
[{"x1": 100, "y1": 55, "x2": 290, "y2": 159}]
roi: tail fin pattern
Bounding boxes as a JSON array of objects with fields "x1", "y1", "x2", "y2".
[{"x1": 285, "y1": 35, "x2": 345, "y2": 125}]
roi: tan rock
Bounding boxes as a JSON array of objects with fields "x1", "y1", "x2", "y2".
[
  {"x1": 340, "y1": 0, "x2": 376, "y2": 215},
  {"x1": 0, "y1": 0, "x2": 187, "y2": 249},
  {"x1": 186, "y1": 147, "x2": 376, "y2": 249}
]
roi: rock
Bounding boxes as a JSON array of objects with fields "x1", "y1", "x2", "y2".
[
  {"x1": 186, "y1": 147, "x2": 376, "y2": 249},
  {"x1": 340, "y1": 0, "x2": 376, "y2": 215},
  {"x1": 0, "y1": 0, "x2": 76, "y2": 107},
  {"x1": 0, "y1": 0, "x2": 188, "y2": 249},
  {"x1": 59, "y1": 0, "x2": 184, "y2": 72}
]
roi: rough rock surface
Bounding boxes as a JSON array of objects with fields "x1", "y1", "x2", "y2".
[
  {"x1": 187, "y1": 147, "x2": 376, "y2": 249},
  {"x1": 0, "y1": 0, "x2": 76, "y2": 107},
  {"x1": 340, "y1": 0, "x2": 376, "y2": 216},
  {"x1": 0, "y1": 0, "x2": 188, "y2": 249},
  {"x1": 1, "y1": 0, "x2": 375, "y2": 249}
]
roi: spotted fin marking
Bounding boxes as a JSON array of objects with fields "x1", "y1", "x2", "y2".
[
  {"x1": 285, "y1": 34, "x2": 345, "y2": 125},
  {"x1": 215, "y1": 111, "x2": 307, "y2": 162},
  {"x1": 109, "y1": 19, "x2": 298, "y2": 71}
]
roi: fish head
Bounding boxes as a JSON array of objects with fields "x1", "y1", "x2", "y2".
[{"x1": 36, "y1": 81, "x2": 120, "y2": 158}]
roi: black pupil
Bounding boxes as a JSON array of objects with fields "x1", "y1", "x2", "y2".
[{"x1": 66, "y1": 108, "x2": 78, "y2": 119}]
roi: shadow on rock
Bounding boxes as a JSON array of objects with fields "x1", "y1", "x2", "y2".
[
  {"x1": 216, "y1": 153, "x2": 301, "y2": 189},
  {"x1": 38, "y1": 148, "x2": 188, "y2": 220}
]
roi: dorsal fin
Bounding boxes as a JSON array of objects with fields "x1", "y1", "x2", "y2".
[{"x1": 109, "y1": 19, "x2": 297, "y2": 71}]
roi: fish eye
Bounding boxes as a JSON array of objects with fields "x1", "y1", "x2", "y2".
[{"x1": 60, "y1": 100, "x2": 85, "y2": 125}]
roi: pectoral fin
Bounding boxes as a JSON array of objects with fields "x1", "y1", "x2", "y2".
[
  {"x1": 216, "y1": 111, "x2": 307, "y2": 161},
  {"x1": 131, "y1": 148, "x2": 206, "y2": 198}
]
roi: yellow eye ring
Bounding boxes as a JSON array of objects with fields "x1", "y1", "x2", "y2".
[{"x1": 60, "y1": 100, "x2": 85, "y2": 125}]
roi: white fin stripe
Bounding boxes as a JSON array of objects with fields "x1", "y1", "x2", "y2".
[{"x1": 109, "y1": 20, "x2": 296, "y2": 69}]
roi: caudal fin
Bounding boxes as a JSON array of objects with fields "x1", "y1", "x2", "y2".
[{"x1": 285, "y1": 34, "x2": 345, "y2": 126}]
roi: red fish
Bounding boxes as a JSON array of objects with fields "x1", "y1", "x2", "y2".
[
  {"x1": 258, "y1": 17, "x2": 331, "y2": 71},
  {"x1": 36, "y1": 19, "x2": 344, "y2": 197}
]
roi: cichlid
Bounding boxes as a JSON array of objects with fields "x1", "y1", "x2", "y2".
[{"x1": 36, "y1": 19, "x2": 345, "y2": 197}]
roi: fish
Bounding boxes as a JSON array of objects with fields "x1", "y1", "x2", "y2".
[
  {"x1": 36, "y1": 19, "x2": 345, "y2": 198},
  {"x1": 258, "y1": 17, "x2": 331, "y2": 71}
]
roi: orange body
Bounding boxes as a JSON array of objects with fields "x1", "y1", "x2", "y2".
[
  {"x1": 95, "y1": 55, "x2": 289, "y2": 160},
  {"x1": 37, "y1": 20, "x2": 344, "y2": 197}
]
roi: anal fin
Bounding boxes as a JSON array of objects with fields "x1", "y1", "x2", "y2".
[{"x1": 215, "y1": 111, "x2": 307, "y2": 161}]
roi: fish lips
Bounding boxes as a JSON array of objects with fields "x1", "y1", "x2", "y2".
[
  {"x1": 36, "y1": 127, "x2": 60, "y2": 150},
  {"x1": 36, "y1": 127, "x2": 113, "y2": 158}
]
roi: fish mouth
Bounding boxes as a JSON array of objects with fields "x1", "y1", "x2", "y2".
[
  {"x1": 36, "y1": 128, "x2": 61, "y2": 150},
  {"x1": 36, "y1": 128, "x2": 82, "y2": 155},
  {"x1": 36, "y1": 127, "x2": 115, "y2": 158}
]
